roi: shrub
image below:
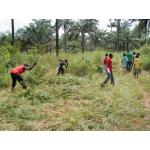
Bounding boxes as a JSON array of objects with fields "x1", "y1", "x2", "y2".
[
  {"x1": 140, "y1": 44, "x2": 150, "y2": 55},
  {"x1": 140, "y1": 44, "x2": 150, "y2": 71},
  {"x1": 0, "y1": 46, "x2": 10, "y2": 70},
  {"x1": 68, "y1": 58, "x2": 94, "y2": 77},
  {"x1": 0, "y1": 74, "x2": 10, "y2": 88},
  {"x1": 0, "y1": 47, "x2": 10, "y2": 88}
]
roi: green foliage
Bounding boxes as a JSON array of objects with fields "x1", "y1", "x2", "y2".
[
  {"x1": 0, "y1": 47, "x2": 10, "y2": 66},
  {"x1": 0, "y1": 74, "x2": 10, "y2": 88},
  {"x1": 0, "y1": 46, "x2": 10, "y2": 74},
  {"x1": 139, "y1": 74, "x2": 150, "y2": 92},
  {"x1": 25, "y1": 65, "x2": 46, "y2": 85},
  {"x1": 67, "y1": 41, "x2": 80, "y2": 52},
  {"x1": 140, "y1": 44, "x2": 150, "y2": 55},
  {"x1": 140, "y1": 44, "x2": 150, "y2": 71}
]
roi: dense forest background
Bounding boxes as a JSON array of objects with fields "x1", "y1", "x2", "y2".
[{"x1": 1, "y1": 19, "x2": 150, "y2": 53}]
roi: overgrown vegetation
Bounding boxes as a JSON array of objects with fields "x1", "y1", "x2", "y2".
[{"x1": 0, "y1": 46, "x2": 150, "y2": 130}]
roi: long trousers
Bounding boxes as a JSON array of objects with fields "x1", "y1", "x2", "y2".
[
  {"x1": 127, "y1": 61, "x2": 132, "y2": 71},
  {"x1": 101, "y1": 71, "x2": 115, "y2": 85},
  {"x1": 10, "y1": 73, "x2": 26, "y2": 89}
]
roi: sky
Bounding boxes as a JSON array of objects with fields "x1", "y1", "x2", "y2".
[
  {"x1": 0, "y1": 19, "x2": 33, "y2": 33},
  {"x1": 0, "y1": 19, "x2": 139, "y2": 34},
  {"x1": 0, "y1": 19, "x2": 110, "y2": 33}
]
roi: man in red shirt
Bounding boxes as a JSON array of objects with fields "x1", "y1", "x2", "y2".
[
  {"x1": 103, "y1": 53, "x2": 109, "y2": 76},
  {"x1": 101, "y1": 53, "x2": 115, "y2": 87},
  {"x1": 10, "y1": 63, "x2": 37, "y2": 91}
]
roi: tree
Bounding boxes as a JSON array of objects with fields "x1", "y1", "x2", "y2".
[
  {"x1": 16, "y1": 19, "x2": 53, "y2": 52},
  {"x1": 11, "y1": 19, "x2": 14, "y2": 46},
  {"x1": 68, "y1": 19, "x2": 99, "y2": 52},
  {"x1": 59, "y1": 19, "x2": 74, "y2": 52},
  {"x1": 138, "y1": 19, "x2": 150, "y2": 42},
  {"x1": 116, "y1": 19, "x2": 121, "y2": 51},
  {"x1": 0, "y1": 32, "x2": 11, "y2": 45},
  {"x1": 56, "y1": 19, "x2": 59, "y2": 56},
  {"x1": 108, "y1": 19, "x2": 117, "y2": 50}
]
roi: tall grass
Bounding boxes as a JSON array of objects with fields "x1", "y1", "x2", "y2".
[
  {"x1": 140, "y1": 44, "x2": 150, "y2": 71},
  {"x1": 0, "y1": 48, "x2": 149, "y2": 130}
]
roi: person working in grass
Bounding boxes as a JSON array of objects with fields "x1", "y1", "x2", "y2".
[
  {"x1": 132, "y1": 52, "x2": 136, "y2": 61},
  {"x1": 121, "y1": 53, "x2": 128, "y2": 74},
  {"x1": 103, "y1": 53, "x2": 109, "y2": 76},
  {"x1": 133, "y1": 54, "x2": 142, "y2": 78},
  {"x1": 136, "y1": 52, "x2": 142, "y2": 74},
  {"x1": 132, "y1": 51, "x2": 136, "y2": 68},
  {"x1": 10, "y1": 63, "x2": 37, "y2": 91},
  {"x1": 57, "y1": 59, "x2": 68, "y2": 75},
  {"x1": 126, "y1": 50, "x2": 133, "y2": 72},
  {"x1": 101, "y1": 53, "x2": 115, "y2": 87}
]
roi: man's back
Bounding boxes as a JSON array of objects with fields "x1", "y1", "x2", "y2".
[
  {"x1": 103, "y1": 56, "x2": 109, "y2": 65},
  {"x1": 10, "y1": 65, "x2": 26, "y2": 75},
  {"x1": 133, "y1": 58, "x2": 141, "y2": 69},
  {"x1": 107, "y1": 57, "x2": 112, "y2": 71},
  {"x1": 126, "y1": 52, "x2": 133, "y2": 61},
  {"x1": 121, "y1": 56, "x2": 128, "y2": 67}
]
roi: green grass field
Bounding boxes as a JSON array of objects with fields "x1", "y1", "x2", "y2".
[{"x1": 0, "y1": 50, "x2": 150, "y2": 130}]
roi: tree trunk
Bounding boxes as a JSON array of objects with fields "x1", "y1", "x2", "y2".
[
  {"x1": 123, "y1": 41, "x2": 125, "y2": 51},
  {"x1": 114, "y1": 42, "x2": 117, "y2": 51},
  {"x1": 126, "y1": 41, "x2": 129, "y2": 51},
  {"x1": 117, "y1": 19, "x2": 121, "y2": 51},
  {"x1": 56, "y1": 19, "x2": 59, "y2": 56},
  {"x1": 113, "y1": 42, "x2": 115, "y2": 50},
  {"x1": 138, "y1": 28, "x2": 141, "y2": 38},
  {"x1": 64, "y1": 24, "x2": 67, "y2": 52},
  {"x1": 11, "y1": 19, "x2": 14, "y2": 46},
  {"x1": 81, "y1": 31, "x2": 85, "y2": 53},
  {"x1": 49, "y1": 36, "x2": 52, "y2": 52},
  {"x1": 145, "y1": 24, "x2": 147, "y2": 43},
  {"x1": 94, "y1": 41, "x2": 97, "y2": 49}
]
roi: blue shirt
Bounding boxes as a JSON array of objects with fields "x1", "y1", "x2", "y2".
[{"x1": 121, "y1": 56, "x2": 128, "y2": 67}]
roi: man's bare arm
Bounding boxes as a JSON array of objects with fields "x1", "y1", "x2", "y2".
[{"x1": 25, "y1": 62, "x2": 37, "y2": 70}]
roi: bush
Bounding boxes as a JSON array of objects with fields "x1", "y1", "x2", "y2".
[
  {"x1": 140, "y1": 44, "x2": 150, "y2": 71},
  {"x1": 0, "y1": 47, "x2": 10, "y2": 67},
  {"x1": 0, "y1": 47, "x2": 10, "y2": 84},
  {"x1": 0, "y1": 74, "x2": 10, "y2": 88},
  {"x1": 141, "y1": 56, "x2": 150, "y2": 71},
  {"x1": 140, "y1": 44, "x2": 150, "y2": 55},
  {"x1": 68, "y1": 57, "x2": 94, "y2": 77},
  {"x1": 25, "y1": 65, "x2": 46, "y2": 86}
]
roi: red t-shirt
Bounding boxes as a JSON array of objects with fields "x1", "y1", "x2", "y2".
[
  {"x1": 103, "y1": 56, "x2": 109, "y2": 65},
  {"x1": 107, "y1": 57, "x2": 112, "y2": 71},
  {"x1": 10, "y1": 65, "x2": 26, "y2": 75}
]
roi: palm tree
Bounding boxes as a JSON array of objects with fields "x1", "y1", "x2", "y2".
[
  {"x1": 16, "y1": 19, "x2": 53, "y2": 52},
  {"x1": 11, "y1": 19, "x2": 14, "y2": 46},
  {"x1": 59, "y1": 19, "x2": 74, "y2": 52},
  {"x1": 138, "y1": 19, "x2": 150, "y2": 42},
  {"x1": 68, "y1": 19, "x2": 99, "y2": 52}
]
